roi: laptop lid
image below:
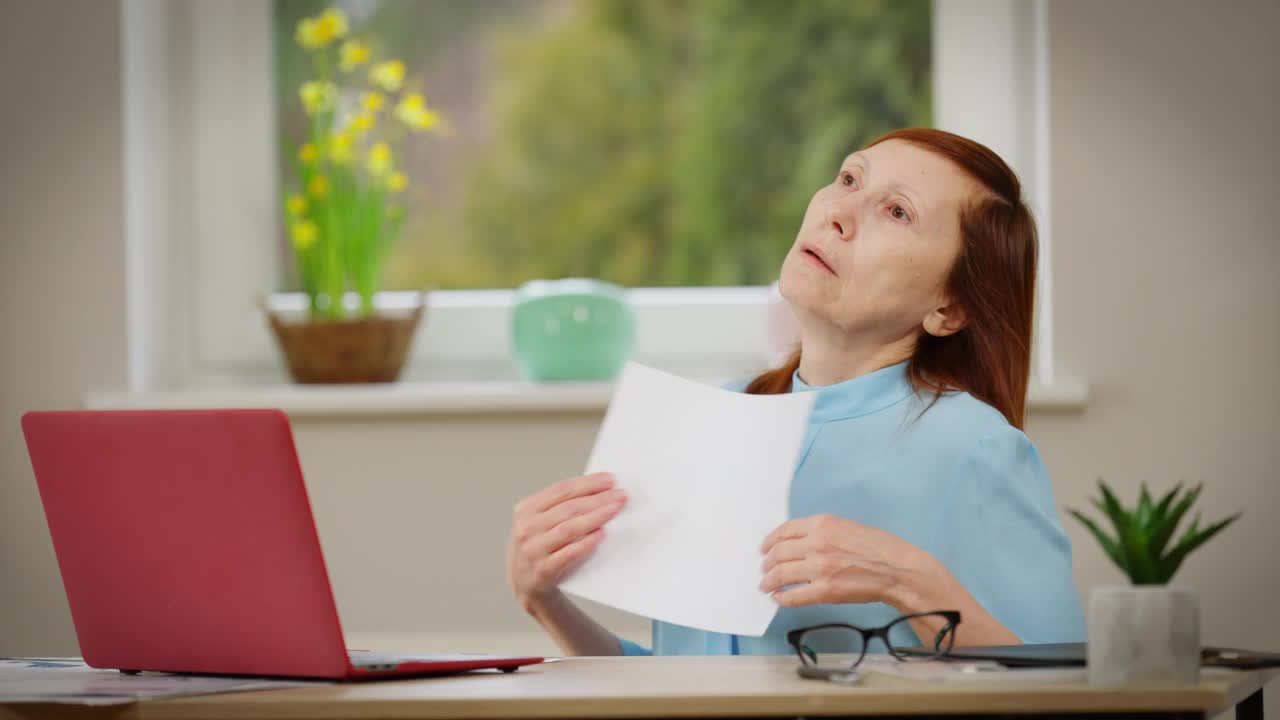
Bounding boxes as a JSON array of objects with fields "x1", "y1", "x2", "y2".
[{"x1": 22, "y1": 409, "x2": 352, "y2": 678}]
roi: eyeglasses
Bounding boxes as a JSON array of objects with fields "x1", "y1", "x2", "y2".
[{"x1": 787, "y1": 610, "x2": 961, "y2": 682}]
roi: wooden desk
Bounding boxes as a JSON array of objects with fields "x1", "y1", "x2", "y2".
[{"x1": 2, "y1": 656, "x2": 1276, "y2": 720}]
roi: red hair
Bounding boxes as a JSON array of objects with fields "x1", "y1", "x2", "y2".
[{"x1": 745, "y1": 128, "x2": 1037, "y2": 429}]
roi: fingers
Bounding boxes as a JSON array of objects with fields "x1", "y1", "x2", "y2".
[
  {"x1": 770, "y1": 582, "x2": 827, "y2": 608},
  {"x1": 508, "y1": 473, "x2": 629, "y2": 603},
  {"x1": 759, "y1": 557, "x2": 820, "y2": 594},
  {"x1": 760, "y1": 516, "x2": 815, "y2": 553},
  {"x1": 761, "y1": 537, "x2": 808, "y2": 573},
  {"x1": 538, "y1": 527, "x2": 606, "y2": 585},
  {"x1": 519, "y1": 488, "x2": 625, "y2": 541},
  {"x1": 761, "y1": 514, "x2": 866, "y2": 554},
  {"x1": 516, "y1": 472, "x2": 615, "y2": 518},
  {"x1": 528, "y1": 495, "x2": 626, "y2": 559}
]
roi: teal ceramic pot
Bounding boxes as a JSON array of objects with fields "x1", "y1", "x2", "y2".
[{"x1": 511, "y1": 279, "x2": 635, "y2": 381}]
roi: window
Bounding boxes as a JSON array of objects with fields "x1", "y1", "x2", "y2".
[
  {"x1": 123, "y1": 0, "x2": 1062, "y2": 391},
  {"x1": 272, "y1": 0, "x2": 932, "y2": 291}
]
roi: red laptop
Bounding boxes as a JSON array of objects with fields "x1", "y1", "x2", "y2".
[{"x1": 20, "y1": 409, "x2": 544, "y2": 680}]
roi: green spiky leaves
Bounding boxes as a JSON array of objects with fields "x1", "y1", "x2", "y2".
[{"x1": 1068, "y1": 480, "x2": 1240, "y2": 585}]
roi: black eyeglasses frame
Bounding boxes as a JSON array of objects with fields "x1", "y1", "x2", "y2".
[{"x1": 786, "y1": 610, "x2": 962, "y2": 677}]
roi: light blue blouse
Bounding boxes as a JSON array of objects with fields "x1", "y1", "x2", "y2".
[{"x1": 617, "y1": 360, "x2": 1085, "y2": 655}]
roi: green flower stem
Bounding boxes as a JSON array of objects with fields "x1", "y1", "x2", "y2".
[{"x1": 286, "y1": 14, "x2": 430, "y2": 321}]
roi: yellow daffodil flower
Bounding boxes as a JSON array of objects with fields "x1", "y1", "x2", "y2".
[
  {"x1": 366, "y1": 142, "x2": 393, "y2": 177},
  {"x1": 287, "y1": 194, "x2": 308, "y2": 216},
  {"x1": 394, "y1": 92, "x2": 441, "y2": 132},
  {"x1": 299, "y1": 143, "x2": 319, "y2": 164},
  {"x1": 387, "y1": 172, "x2": 408, "y2": 193},
  {"x1": 320, "y1": 8, "x2": 349, "y2": 38},
  {"x1": 299, "y1": 81, "x2": 337, "y2": 115},
  {"x1": 291, "y1": 220, "x2": 318, "y2": 250},
  {"x1": 339, "y1": 40, "x2": 371, "y2": 72},
  {"x1": 394, "y1": 92, "x2": 424, "y2": 116},
  {"x1": 328, "y1": 130, "x2": 355, "y2": 164},
  {"x1": 369, "y1": 60, "x2": 405, "y2": 93},
  {"x1": 296, "y1": 18, "x2": 324, "y2": 49},
  {"x1": 351, "y1": 111, "x2": 376, "y2": 134},
  {"x1": 296, "y1": 8, "x2": 348, "y2": 50},
  {"x1": 361, "y1": 91, "x2": 385, "y2": 112},
  {"x1": 308, "y1": 175, "x2": 330, "y2": 198}
]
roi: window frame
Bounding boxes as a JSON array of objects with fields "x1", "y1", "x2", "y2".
[{"x1": 122, "y1": 0, "x2": 1060, "y2": 390}]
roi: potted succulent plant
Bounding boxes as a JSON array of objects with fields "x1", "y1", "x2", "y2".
[
  {"x1": 267, "y1": 7, "x2": 442, "y2": 383},
  {"x1": 1069, "y1": 480, "x2": 1240, "y2": 686}
]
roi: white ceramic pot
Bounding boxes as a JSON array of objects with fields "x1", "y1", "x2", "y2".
[{"x1": 1087, "y1": 585, "x2": 1200, "y2": 686}]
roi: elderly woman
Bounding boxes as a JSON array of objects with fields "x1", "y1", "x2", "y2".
[{"x1": 506, "y1": 128, "x2": 1085, "y2": 656}]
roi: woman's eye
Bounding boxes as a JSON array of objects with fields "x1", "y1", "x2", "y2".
[
  {"x1": 837, "y1": 171, "x2": 857, "y2": 188},
  {"x1": 890, "y1": 204, "x2": 910, "y2": 222}
]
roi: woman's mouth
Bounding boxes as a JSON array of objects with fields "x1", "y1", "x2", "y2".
[{"x1": 801, "y1": 246, "x2": 836, "y2": 275}]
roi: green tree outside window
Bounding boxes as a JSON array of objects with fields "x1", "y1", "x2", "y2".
[{"x1": 275, "y1": 0, "x2": 931, "y2": 290}]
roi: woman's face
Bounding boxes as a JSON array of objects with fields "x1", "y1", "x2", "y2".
[{"x1": 778, "y1": 139, "x2": 976, "y2": 341}]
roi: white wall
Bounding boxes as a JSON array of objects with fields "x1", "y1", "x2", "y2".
[
  {"x1": 1, "y1": 5, "x2": 1277, "y2": 716},
  {"x1": 0, "y1": 0, "x2": 129, "y2": 654},
  {"x1": 1033, "y1": 0, "x2": 1280, "y2": 712},
  {"x1": 1036, "y1": 0, "x2": 1279, "y2": 642}
]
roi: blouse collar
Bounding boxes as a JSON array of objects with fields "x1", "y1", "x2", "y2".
[{"x1": 791, "y1": 360, "x2": 914, "y2": 423}]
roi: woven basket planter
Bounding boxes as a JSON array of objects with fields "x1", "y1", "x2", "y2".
[{"x1": 265, "y1": 293, "x2": 425, "y2": 384}]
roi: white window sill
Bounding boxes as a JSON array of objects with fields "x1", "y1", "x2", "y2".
[{"x1": 85, "y1": 377, "x2": 1088, "y2": 417}]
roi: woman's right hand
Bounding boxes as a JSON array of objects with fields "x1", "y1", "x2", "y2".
[{"x1": 507, "y1": 471, "x2": 627, "y2": 615}]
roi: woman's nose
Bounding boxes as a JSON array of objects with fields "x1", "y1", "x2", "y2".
[{"x1": 824, "y1": 194, "x2": 859, "y2": 242}]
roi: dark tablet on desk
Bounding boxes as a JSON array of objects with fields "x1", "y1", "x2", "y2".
[
  {"x1": 898, "y1": 643, "x2": 1280, "y2": 669},
  {"x1": 898, "y1": 642, "x2": 1085, "y2": 667},
  {"x1": 1201, "y1": 647, "x2": 1280, "y2": 669}
]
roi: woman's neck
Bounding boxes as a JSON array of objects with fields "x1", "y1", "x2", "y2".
[{"x1": 795, "y1": 319, "x2": 915, "y2": 387}]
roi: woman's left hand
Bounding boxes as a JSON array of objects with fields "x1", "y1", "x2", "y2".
[{"x1": 759, "y1": 514, "x2": 938, "y2": 608}]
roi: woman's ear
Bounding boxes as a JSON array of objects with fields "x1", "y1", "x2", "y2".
[{"x1": 922, "y1": 301, "x2": 967, "y2": 338}]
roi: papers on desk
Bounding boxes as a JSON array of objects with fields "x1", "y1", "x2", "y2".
[
  {"x1": 559, "y1": 362, "x2": 816, "y2": 636},
  {"x1": 0, "y1": 658, "x2": 311, "y2": 705}
]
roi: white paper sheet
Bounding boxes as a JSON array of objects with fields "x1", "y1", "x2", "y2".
[
  {"x1": 559, "y1": 362, "x2": 815, "y2": 636},
  {"x1": 0, "y1": 658, "x2": 312, "y2": 705}
]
